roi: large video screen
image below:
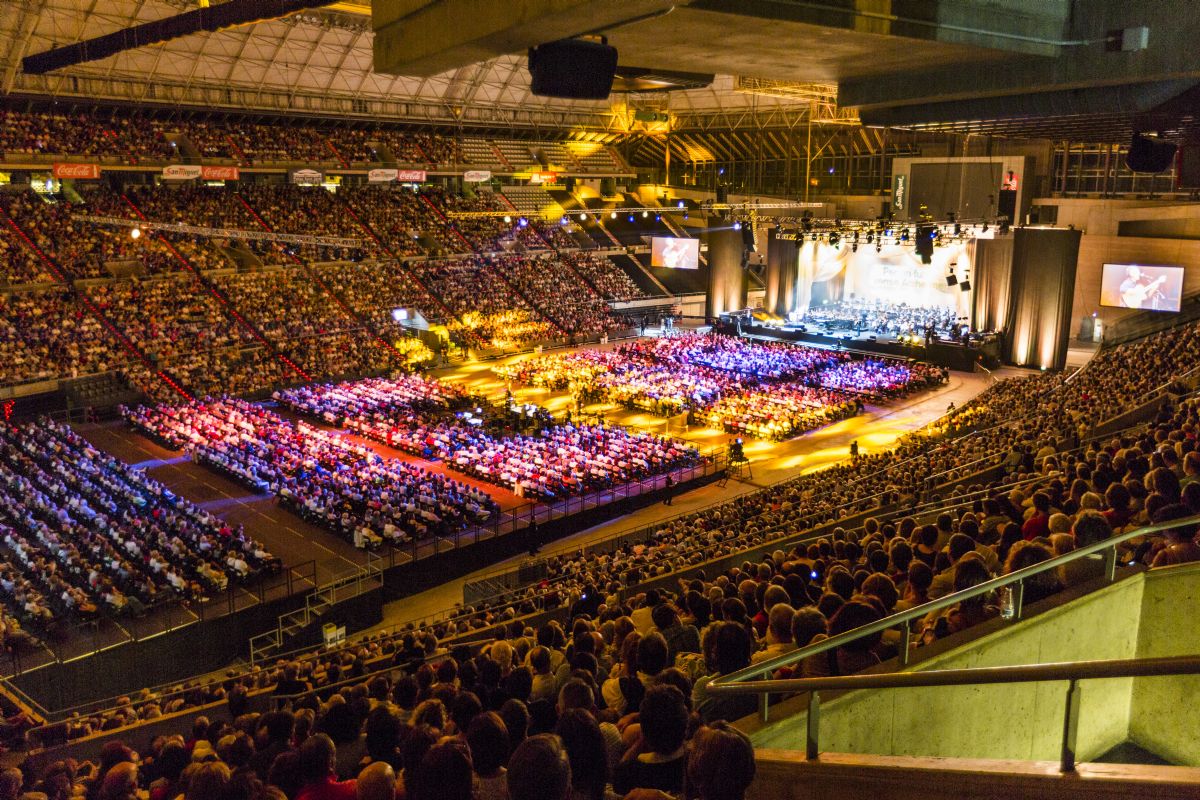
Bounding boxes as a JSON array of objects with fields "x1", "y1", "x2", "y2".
[
  {"x1": 1100, "y1": 263, "x2": 1185, "y2": 312},
  {"x1": 651, "y1": 236, "x2": 700, "y2": 270}
]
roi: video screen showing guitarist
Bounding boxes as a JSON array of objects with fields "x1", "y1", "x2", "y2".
[{"x1": 1118, "y1": 265, "x2": 1169, "y2": 310}]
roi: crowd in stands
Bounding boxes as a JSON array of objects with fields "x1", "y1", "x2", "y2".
[
  {"x1": 0, "y1": 288, "x2": 128, "y2": 384},
  {"x1": 19, "y1": 622, "x2": 760, "y2": 800},
  {"x1": 498, "y1": 256, "x2": 617, "y2": 337},
  {"x1": 796, "y1": 299, "x2": 964, "y2": 337},
  {"x1": 86, "y1": 276, "x2": 255, "y2": 363},
  {"x1": 0, "y1": 417, "x2": 276, "y2": 642},
  {"x1": 340, "y1": 188, "x2": 450, "y2": 257},
  {"x1": 562, "y1": 252, "x2": 645, "y2": 302},
  {"x1": 123, "y1": 399, "x2": 499, "y2": 548},
  {"x1": 0, "y1": 110, "x2": 173, "y2": 161},
  {"x1": 130, "y1": 348, "x2": 294, "y2": 405},
  {"x1": 408, "y1": 260, "x2": 557, "y2": 348}
]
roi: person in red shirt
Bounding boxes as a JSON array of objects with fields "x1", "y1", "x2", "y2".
[
  {"x1": 295, "y1": 734, "x2": 357, "y2": 800},
  {"x1": 1022, "y1": 492, "x2": 1052, "y2": 541}
]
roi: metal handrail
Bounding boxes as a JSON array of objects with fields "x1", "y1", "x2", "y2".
[
  {"x1": 708, "y1": 514, "x2": 1200, "y2": 691},
  {"x1": 709, "y1": 654, "x2": 1200, "y2": 772}
]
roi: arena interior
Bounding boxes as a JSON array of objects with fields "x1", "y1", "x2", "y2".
[{"x1": 1, "y1": 1, "x2": 1200, "y2": 798}]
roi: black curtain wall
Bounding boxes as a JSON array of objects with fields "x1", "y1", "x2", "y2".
[
  {"x1": 1005, "y1": 228, "x2": 1082, "y2": 370},
  {"x1": 706, "y1": 227, "x2": 748, "y2": 318},
  {"x1": 969, "y1": 236, "x2": 1016, "y2": 333},
  {"x1": 765, "y1": 230, "x2": 799, "y2": 316}
]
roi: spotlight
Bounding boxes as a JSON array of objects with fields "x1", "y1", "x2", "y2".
[
  {"x1": 130, "y1": 227, "x2": 142, "y2": 240},
  {"x1": 560, "y1": 216, "x2": 568, "y2": 225},
  {"x1": 655, "y1": 214, "x2": 661, "y2": 222},
  {"x1": 982, "y1": 222, "x2": 989, "y2": 233},
  {"x1": 960, "y1": 280, "x2": 971, "y2": 292},
  {"x1": 518, "y1": 217, "x2": 528, "y2": 227},
  {"x1": 900, "y1": 229, "x2": 910, "y2": 242},
  {"x1": 683, "y1": 211, "x2": 688, "y2": 220},
  {"x1": 677, "y1": 200, "x2": 686, "y2": 208},
  {"x1": 733, "y1": 221, "x2": 742, "y2": 231},
  {"x1": 642, "y1": 210, "x2": 649, "y2": 218},
  {"x1": 579, "y1": 212, "x2": 587, "y2": 221},
  {"x1": 610, "y1": 211, "x2": 617, "y2": 219},
  {"x1": 876, "y1": 243, "x2": 882, "y2": 253},
  {"x1": 828, "y1": 232, "x2": 840, "y2": 247},
  {"x1": 866, "y1": 231, "x2": 874, "y2": 243},
  {"x1": 503, "y1": 215, "x2": 512, "y2": 224},
  {"x1": 628, "y1": 215, "x2": 635, "y2": 223}
]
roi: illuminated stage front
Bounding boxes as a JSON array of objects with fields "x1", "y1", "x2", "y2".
[{"x1": 790, "y1": 238, "x2": 973, "y2": 325}]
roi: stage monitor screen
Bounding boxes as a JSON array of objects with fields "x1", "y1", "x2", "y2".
[
  {"x1": 651, "y1": 236, "x2": 700, "y2": 270},
  {"x1": 1100, "y1": 263, "x2": 1185, "y2": 312}
]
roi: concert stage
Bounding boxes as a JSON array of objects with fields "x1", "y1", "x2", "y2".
[{"x1": 729, "y1": 321, "x2": 1002, "y2": 372}]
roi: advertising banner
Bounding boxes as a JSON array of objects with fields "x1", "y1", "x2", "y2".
[
  {"x1": 290, "y1": 168, "x2": 324, "y2": 186},
  {"x1": 368, "y1": 168, "x2": 399, "y2": 183},
  {"x1": 200, "y1": 165, "x2": 240, "y2": 181},
  {"x1": 395, "y1": 169, "x2": 427, "y2": 182},
  {"x1": 52, "y1": 163, "x2": 101, "y2": 179},
  {"x1": 162, "y1": 164, "x2": 203, "y2": 180},
  {"x1": 463, "y1": 170, "x2": 492, "y2": 183}
]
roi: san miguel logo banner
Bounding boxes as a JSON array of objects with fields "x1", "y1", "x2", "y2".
[
  {"x1": 162, "y1": 164, "x2": 203, "y2": 180},
  {"x1": 463, "y1": 170, "x2": 492, "y2": 183},
  {"x1": 52, "y1": 163, "x2": 100, "y2": 179},
  {"x1": 368, "y1": 168, "x2": 399, "y2": 183}
]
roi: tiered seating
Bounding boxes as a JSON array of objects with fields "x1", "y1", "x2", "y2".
[
  {"x1": 492, "y1": 140, "x2": 538, "y2": 170},
  {"x1": 123, "y1": 398, "x2": 499, "y2": 546},
  {"x1": 569, "y1": 142, "x2": 623, "y2": 172},
  {"x1": 312, "y1": 262, "x2": 443, "y2": 331},
  {"x1": 560, "y1": 252, "x2": 646, "y2": 302},
  {"x1": 534, "y1": 140, "x2": 580, "y2": 170},
  {"x1": 340, "y1": 186, "x2": 453, "y2": 256},
  {"x1": 0, "y1": 288, "x2": 128, "y2": 384},
  {"x1": 500, "y1": 185, "x2": 563, "y2": 215},
  {"x1": 211, "y1": 269, "x2": 401, "y2": 380},
  {"x1": 408, "y1": 258, "x2": 558, "y2": 347},
  {"x1": 0, "y1": 110, "x2": 172, "y2": 160},
  {"x1": 84, "y1": 275, "x2": 254, "y2": 361},
  {"x1": 237, "y1": 185, "x2": 379, "y2": 263},
  {"x1": 129, "y1": 346, "x2": 292, "y2": 403},
  {"x1": 0, "y1": 417, "x2": 276, "y2": 635},
  {"x1": 500, "y1": 255, "x2": 619, "y2": 336},
  {"x1": 460, "y1": 137, "x2": 502, "y2": 166}
]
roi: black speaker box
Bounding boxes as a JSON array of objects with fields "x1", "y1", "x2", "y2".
[
  {"x1": 1127, "y1": 133, "x2": 1177, "y2": 173},
  {"x1": 529, "y1": 39, "x2": 618, "y2": 100}
]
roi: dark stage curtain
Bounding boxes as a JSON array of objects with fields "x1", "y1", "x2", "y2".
[
  {"x1": 765, "y1": 231, "x2": 798, "y2": 316},
  {"x1": 1005, "y1": 228, "x2": 1081, "y2": 370},
  {"x1": 706, "y1": 228, "x2": 747, "y2": 318},
  {"x1": 968, "y1": 236, "x2": 1015, "y2": 333}
]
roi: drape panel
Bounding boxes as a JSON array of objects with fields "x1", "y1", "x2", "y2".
[
  {"x1": 1005, "y1": 228, "x2": 1081, "y2": 370},
  {"x1": 968, "y1": 236, "x2": 1015, "y2": 334}
]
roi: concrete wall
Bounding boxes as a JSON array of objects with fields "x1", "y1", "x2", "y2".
[
  {"x1": 752, "y1": 575, "x2": 1143, "y2": 761},
  {"x1": 1129, "y1": 562, "x2": 1200, "y2": 765},
  {"x1": 746, "y1": 750, "x2": 1200, "y2": 800}
]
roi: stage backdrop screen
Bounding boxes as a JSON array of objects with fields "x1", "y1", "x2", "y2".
[
  {"x1": 1099, "y1": 263, "x2": 1184, "y2": 312},
  {"x1": 651, "y1": 236, "x2": 700, "y2": 270}
]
